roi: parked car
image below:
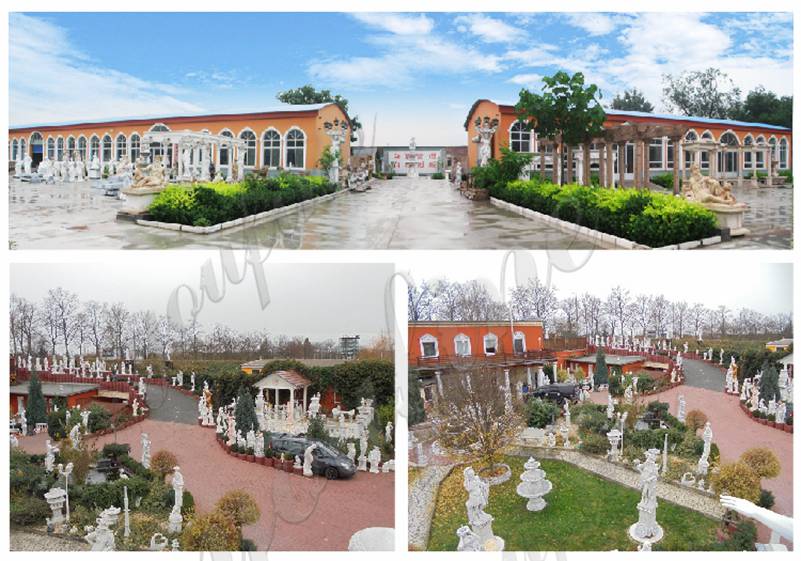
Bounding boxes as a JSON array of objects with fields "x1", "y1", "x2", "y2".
[
  {"x1": 268, "y1": 433, "x2": 356, "y2": 479},
  {"x1": 529, "y1": 383, "x2": 579, "y2": 405}
]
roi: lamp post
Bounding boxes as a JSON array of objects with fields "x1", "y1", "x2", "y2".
[
  {"x1": 324, "y1": 118, "x2": 349, "y2": 186},
  {"x1": 57, "y1": 462, "x2": 74, "y2": 526},
  {"x1": 474, "y1": 116, "x2": 499, "y2": 167}
]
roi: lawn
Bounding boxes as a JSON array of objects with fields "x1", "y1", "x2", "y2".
[{"x1": 427, "y1": 456, "x2": 719, "y2": 551}]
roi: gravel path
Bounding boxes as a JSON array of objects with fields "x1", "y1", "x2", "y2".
[
  {"x1": 408, "y1": 464, "x2": 456, "y2": 550},
  {"x1": 10, "y1": 529, "x2": 89, "y2": 551}
]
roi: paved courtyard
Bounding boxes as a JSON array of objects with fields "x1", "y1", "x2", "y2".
[
  {"x1": 8, "y1": 177, "x2": 597, "y2": 250},
  {"x1": 18, "y1": 415, "x2": 394, "y2": 550}
]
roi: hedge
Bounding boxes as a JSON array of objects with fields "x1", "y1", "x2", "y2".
[
  {"x1": 148, "y1": 173, "x2": 336, "y2": 226},
  {"x1": 490, "y1": 178, "x2": 718, "y2": 246}
]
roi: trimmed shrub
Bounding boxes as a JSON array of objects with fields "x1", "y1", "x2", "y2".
[
  {"x1": 10, "y1": 493, "x2": 50, "y2": 526},
  {"x1": 740, "y1": 448, "x2": 780, "y2": 479},
  {"x1": 431, "y1": 172, "x2": 445, "y2": 179},
  {"x1": 149, "y1": 450, "x2": 178, "y2": 482},
  {"x1": 526, "y1": 398, "x2": 558, "y2": 428},
  {"x1": 88, "y1": 403, "x2": 113, "y2": 433},
  {"x1": 26, "y1": 372, "x2": 48, "y2": 428},
  {"x1": 490, "y1": 178, "x2": 717, "y2": 246},
  {"x1": 650, "y1": 172, "x2": 675, "y2": 190},
  {"x1": 594, "y1": 347, "x2": 609, "y2": 386},
  {"x1": 234, "y1": 386, "x2": 257, "y2": 435},
  {"x1": 215, "y1": 489, "x2": 260, "y2": 530},
  {"x1": 685, "y1": 409, "x2": 708, "y2": 432},
  {"x1": 712, "y1": 461, "x2": 761, "y2": 503},
  {"x1": 181, "y1": 510, "x2": 240, "y2": 551}
]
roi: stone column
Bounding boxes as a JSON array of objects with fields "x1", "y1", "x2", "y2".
[
  {"x1": 671, "y1": 137, "x2": 680, "y2": 195},
  {"x1": 552, "y1": 143, "x2": 559, "y2": 184},
  {"x1": 598, "y1": 142, "x2": 606, "y2": 187},
  {"x1": 641, "y1": 139, "x2": 648, "y2": 187},
  {"x1": 737, "y1": 147, "x2": 744, "y2": 187},
  {"x1": 617, "y1": 143, "x2": 625, "y2": 187},
  {"x1": 583, "y1": 143, "x2": 591, "y2": 186},
  {"x1": 565, "y1": 144, "x2": 573, "y2": 184},
  {"x1": 766, "y1": 148, "x2": 773, "y2": 187},
  {"x1": 632, "y1": 141, "x2": 641, "y2": 188}
]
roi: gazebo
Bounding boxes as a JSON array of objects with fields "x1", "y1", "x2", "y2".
[{"x1": 254, "y1": 369, "x2": 312, "y2": 412}]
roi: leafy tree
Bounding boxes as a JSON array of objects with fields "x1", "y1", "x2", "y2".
[
  {"x1": 526, "y1": 398, "x2": 558, "y2": 428},
  {"x1": 662, "y1": 68, "x2": 741, "y2": 119},
  {"x1": 180, "y1": 510, "x2": 240, "y2": 551},
  {"x1": 276, "y1": 84, "x2": 362, "y2": 139},
  {"x1": 408, "y1": 370, "x2": 426, "y2": 426},
  {"x1": 759, "y1": 363, "x2": 781, "y2": 403},
  {"x1": 740, "y1": 447, "x2": 780, "y2": 479},
  {"x1": 234, "y1": 386, "x2": 257, "y2": 436},
  {"x1": 149, "y1": 449, "x2": 178, "y2": 482},
  {"x1": 25, "y1": 372, "x2": 47, "y2": 428},
  {"x1": 516, "y1": 71, "x2": 606, "y2": 184},
  {"x1": 215, "y1": 489, "x2": 260, "y2": 532},
  {"x1": 594, "y1": 347, "x2": 609, "y2": 386},
  {"x1": 610, "y1": 88, "x2": 654, "y2": 112},
  {"x1": 731, "y1": 86, "x2": 792, "y2": 128}
]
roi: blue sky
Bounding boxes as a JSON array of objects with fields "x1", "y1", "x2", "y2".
[{"x1": 9, "y1": 12, "x2": 793, "y2": 145}]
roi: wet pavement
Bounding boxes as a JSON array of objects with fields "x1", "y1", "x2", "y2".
[
  {"x1": 10, "y1": 177, "x2": 791, "y2": 249},
  {"x1": 680, "y1": 358, "x2": 726, "y2": 391},
  {"x1": 9, "y1": 177, "x2": 600, "y2": 250}
]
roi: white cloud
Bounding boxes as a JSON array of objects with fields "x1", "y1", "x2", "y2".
[
  {"x1": 352, "y1": 13, "x2": 434, "y2": 35},
  {"x1": 9, "y1": 14, "x2": 202, "y2": 126},
  {"x1": 454, "y1": 14, "x2": 525, "y2": 43},
  {"x1": 309, "y1": 33, "x2": 502, "y2": 88},
  {"x1": 507, "y1": 73, "x2": 544, "y2": 88},
  {"x1": 564, "y1": 13, "x2": 621, "y2": 36}
]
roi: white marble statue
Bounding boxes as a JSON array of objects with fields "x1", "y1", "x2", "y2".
[
  {"x1": 140, "y1": 432, "x2": 151, "y2": 469},
  {"x1": 303, "y1": 443, "x2": 317, "y2": 477}
]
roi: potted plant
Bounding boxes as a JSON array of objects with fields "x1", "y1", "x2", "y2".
[
  {"x1": 263, "y1": 449, "x2": 274, "y2": 467},
  {"x1": 283, "y1": 454, "x2": 294, "y2": 472},
  {"x1": 246, "y1": 448, "x2": 256, "y2": 462},
  {"x1": 274, "y1": 452, "x2": 284, "y2": 470}
]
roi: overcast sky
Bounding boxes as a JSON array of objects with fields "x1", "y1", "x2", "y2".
[
  {"x1": 10, "y1": 11, "x2": 792, "y2": 144},
  {"x1": 396, "y1": 251, "x2": 793, "y2": 315},
  {"x1": 11, "y1": 259, "x2": 395, "y2": 342}
]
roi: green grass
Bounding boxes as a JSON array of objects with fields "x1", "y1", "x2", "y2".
[{"x1": 427, "y1": 456, "x2": 719, "y2": 551}]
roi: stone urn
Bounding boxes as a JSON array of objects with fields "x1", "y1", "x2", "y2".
[
  {"x1": 516, "y1": 456, "x2": 553, "y2": 511},
  {"x1": 117, "y1": 186, "x2": 165, "y2": 220}
]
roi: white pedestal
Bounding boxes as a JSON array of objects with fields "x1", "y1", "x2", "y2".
[
  {"x1": 117, "y1": 187, "x2": 164, "y2": 219},
  {"x1": 704, "y1": 203, "x2": 748, "y2": 234}
]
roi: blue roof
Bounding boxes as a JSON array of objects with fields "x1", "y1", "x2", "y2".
[{"x1": 605, "y1": 108, "x2": 790, "y2": 132}]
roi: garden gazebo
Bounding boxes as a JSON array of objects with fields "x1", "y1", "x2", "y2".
[{"x1": 254, "y1": 369, "x2": 312, "y2": 414}]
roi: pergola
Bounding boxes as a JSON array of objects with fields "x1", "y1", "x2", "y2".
[
  {"x1": 142, "y1": 130, "x2": 247, "y2": 182},
  {"x1": 253, "y1": 369, "x2": 312, "y2": 414}
]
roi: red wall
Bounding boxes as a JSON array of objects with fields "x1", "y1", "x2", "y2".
[{"x1": 408, "y1": 322, "x2": 544, "y2": 362}]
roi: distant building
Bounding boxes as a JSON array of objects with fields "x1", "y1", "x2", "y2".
[
  {"x1": 354, "y1": 145, "x2": 467, "y2": 176},
  {"x1": 10, "y1": 381, "x2": 99, "y2": 415},
  {"x1": 339, "y1": 335, "x2": 360, "y2": 359},
  {"x1": 766, "y1": 338, "x2": 793, "y2": 352}
]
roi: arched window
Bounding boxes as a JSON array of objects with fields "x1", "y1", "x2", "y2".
[
  {"x1": 513, "y1": 331, "x2": 527, "y2": 354},
  {"x1": 453, "y1": 334, "x2": 471, "y2": 357},
  {"x1": 239, "y1": 130, "x2": 257, "y2": 167},
  {"x1": 56, "y1": 137, "x2": 64, "y2": 161},
  {"x1": 285, "y1": 128, "x2": 306, "y2": 169},
  {"x1": 218, "y1": 130, "x2": 233, "y2": 167},
  {"x1": 509, "y1": 121, "x2": 532, "y2": 153},
  {"x1": 743, "y1": 135, "x2": 753, "y2": 169},
  {"x1": 150, "y1": 123, "x2": 170, "y2": 132},
  {"x1": 130, "y1": 134, "x2": 141, "y2": 162},
  {"x1": 30, "y1": 132, "x2": 43, "y2": 162},
  {"x1": 148, "y1": 124, "x2": 170, "y2": 163},
  {"x1": 19, "y1": 139, "x2": 26, "y2": 159},
  {"x1": 262, "y1": 129, "x2": 281, "y2": 168},
  {"x1": 718, "y1": 132, "x2": 739, "y2": 174},
  {"x1": 46, "y1": 137, "x2": 55, "y2": 160},
  {"x1": 700, "y1": 131, "x2": 713, "y2": 169},
  {"x1": 102, "y1": 134, "x2": 113, "y2": 162},
  {"x1": 419, "y1": 334, "x2": 438, "y2": 358},
  {"x1": 115, "y1": 134, "x2": 128, "y2": 159},
  {"x1": 755, "y1": 135, "x2": 766, "y2": 168},
  {"x1": 779, "y1": 138, "x2": 788, "y2": 168},
  {"x1": 77, "y1": 136, "x2": 87, "y2": 160},
  {"x1": 67, "y1": 137, "x2": 75, "y2": 159},
  {"x1": 483, "y1": 333, "x2": 498, "y2": 355},
  {"x1": 11, "y1": 139, "x2": 18, "y2": 161},
  {"x1": 90, "y1": 135, "x2": 100, "y2": 159}
]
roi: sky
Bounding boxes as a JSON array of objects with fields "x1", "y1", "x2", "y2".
[
  {"x1": 8, "y1": 11, "x2": 794, "y2": 145},
  {"x1": 396, "y1": 251, "x2": 793, "y2": 315},
  {"x1": 10, "y1": 259, "x2": 395, "y2": 342}
]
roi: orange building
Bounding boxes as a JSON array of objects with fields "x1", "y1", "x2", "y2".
[
  {"x1": 408, "y1": 320, "x2": 545, "y2": 364},
  {"x1": 10, "y1": 381, "x2": 99, "y2": 415},
  {"x1": 8, "y1": 103, "x2": 351, "y2": 174},
  {"x1": 463, "y1": 99, "x2": 792, "y2": 179}
]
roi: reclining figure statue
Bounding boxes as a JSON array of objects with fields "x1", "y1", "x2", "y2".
[{"x1": 682, "y1": 163, "x2": 739, "y2": 206}]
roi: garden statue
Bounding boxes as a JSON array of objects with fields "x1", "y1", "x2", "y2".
[
  {"x1": 236, "y1": 149, "x2": 245, "y2": 181},
  {"x1": 44, "y1": 487, "x2": 67, "y2": 530},
  {"x1": 131, "y1": 156, "x2": 167, "y2": 189},
  {"x1": 776, "y1": 401, "x2": 787, "y2": 425},
  {"x1": 84, "y1": 506, "x2": 120, "y2": 551},
  {"x1": 697, "y1": 422, "x2": 713, "y2": 481},
  {"x1": 88, "y1": 155, "x2": 101, "y2": 179},
  {"x1": 677, "y1": 395, "x2": 686, "y2": 423},
  {"x1": 606, "y1": 428, "x2": 622, "y2": 462},
  {"x1": 15, "y1": 156, "x2": 23, "y2": 177},
  {"x1": 630, "y1": 448, "x2": 664, "y2": 546},
  {"x1": 303, "y1": 443, "x2": 317, "y2": 477},
  {"x1": 23, "y1": 153, "x2": 32, "y2": 175},
  {"x1": 149, "y1": 533, "x2": 169, "y2": 551},
  {"x1": 10, "y1": 434, "x2": 19, "y2": 448},
  {"x1": 69, "y1": 423, "x2": 81, "y2": 449},
  {"x1": 473, "y1": 116, "x2": 498, "y2": 167},
  {"x1": 45, "y1": 440, "x2": 59, "y2": 473},
  {"x1": 624, "y1": 384, "x2": 634, "y2": 404},
  {"x1": 140, "y1": 433, "x2": 151, "y2": 468},
  {"x1": 368, "y1": 446, "x2": 382, "y2": 473},
  {"x1": 347, "y1": 442, "x2": 356, "y2": 463},
  {"x1": 546, "y1": 432, "x2": 556, "y2": 448},
  {"x1": 385, "y1": 421, "x2": 393, "y2": 444},
  {"x1": 464, "y1": 466, "x2": 503, "y2": 550},
  {"x1": 254, "y1": 432, "x2": 264, "y2": 458},
  {"x1": 456, "y1": 525, "x2": 482, "y2": 551},
  {"x1": 516, "y1": 456, "x2": 552, "y2": 511},
  {"x1": 132, "y1": 398, "x2": 140, "y2": 417},
  {"x1": 81, "y1": 409, "x2": 91, "y2": 431},
  {"x1": 19, "y1": 408, "x2": 28, "y2": 436},
  {"x1": 607, "y1": 393, "x2": 615, "y2": 419}
]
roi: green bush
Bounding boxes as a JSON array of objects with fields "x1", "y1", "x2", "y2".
[
  {"x1": 526, "y1": 398, "x2": 558, "y2": 428},
  {"x1": 148, "y1": 174, "x2": 335, "y2": 226},
  {"x1": 490, "y1": 178, "x2": 718, "y2": 247},
  {"x1": 579, "y1": 432, "x2": 608, "y2": 455},
  {"x1": 101, "y1": 443, "x2": 131, "y2": 460},
  {"x1": 575, "y1": 404, "x2": 612, "y2": 435},
  {"x1": 777, "y1": 169, "x2": 793, "y2": 183},
  {"x1": 88, "y1": 403, "x2": 112, "y2": 433},
  {"x1": 650, "y1": 172, "x2": 675, "y2": 190},
  {"x1": 431, "y1": 172, "x2": 445, "y2": 180},
  {"x1": 10, "y1": 493, "x2": 50, "y2": 526},
  {"x1": 713, "y1": 520, "x2": 757, "y2": 551}
]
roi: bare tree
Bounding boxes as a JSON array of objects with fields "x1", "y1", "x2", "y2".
[
  {"x1": 510, "y1": 278, "x2": 559, "y2": 331},
  {"x1": 605, "y1": 286, "x2": 630, "y2": 337},
  {"x1": 84, "y1": 300, "x2": 106, "y2": 358},
  {"x1": 104, "y1": 302, "x2": 129, "y2": 358},
  {"x1": 629, "y1": 294, "x2": 652, "y2": 336},
  {"x1": 39, "y1": 297, "x2": 60, "y2": 355},
  {"x1": 650, "y1": 295, "x2": 669, "y2": 337},
  {"x1": 431, "y1": 279, "x2": 463, "y2": 321},
  {"x1": 408, "y1": 280, "x2": 434, "y2": 321},
  {"x1": 580, "y1": 293, "x2": 604, "y2": 335},
  {"x1": 716, "y1": 305, "x2": 731, "y2": 336}
]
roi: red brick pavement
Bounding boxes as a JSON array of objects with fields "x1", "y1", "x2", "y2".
[
  {"x1": 589, "y1": 385, "x2": 793, "y2": 517},
  {"x1": 18, "y1": 419, "x2": 394, "y2": 550}
]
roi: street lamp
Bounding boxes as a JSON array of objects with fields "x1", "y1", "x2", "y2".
[
  {"x1": 324, "y1": 118, "x2": 349, "y2": 185},
  {"x1": 57, "y1": 462, "x2": 74, "y2": 526}
]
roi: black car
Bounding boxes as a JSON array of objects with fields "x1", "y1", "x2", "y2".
[
  {"x1": 268, "y1": 434, "x2": 357, "y2": 480},
  {"x1": 529, "y1": 383, "x2": 579, "y2": 405}
]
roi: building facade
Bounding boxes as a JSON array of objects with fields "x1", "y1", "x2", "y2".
[
  {"x1": 464, "y1": 99, "x2": 792, "y2": 181},
  {"x1": 8, "y1": 103, "x2": 351, "y2": 175},
  {"x1": 409, "y1": 320, "x2": 545, "y2": 363}
]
